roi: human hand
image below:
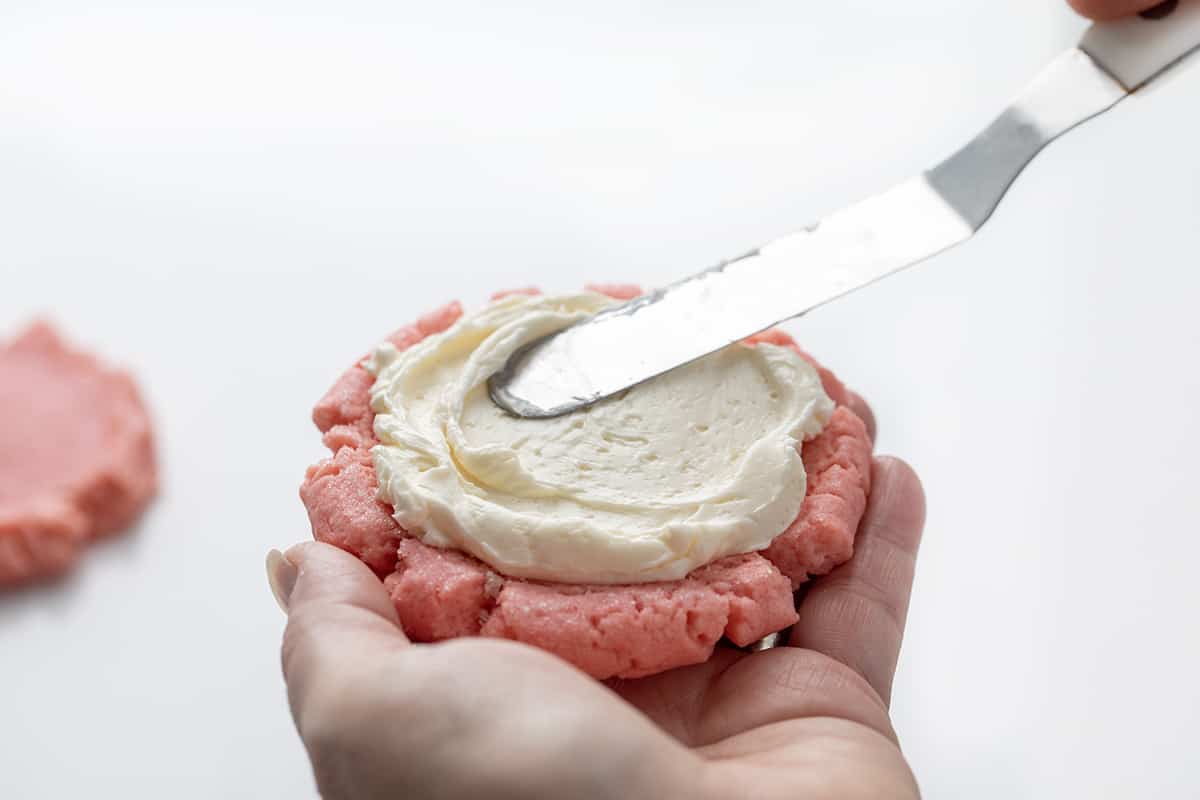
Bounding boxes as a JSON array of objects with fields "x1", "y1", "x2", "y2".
[
  {"x1": 271, "y1": 398, "x2": 926, "y2": 800},
  {"x1": 1069, "y1": 0, "x2": 1179, "y2": 20}
]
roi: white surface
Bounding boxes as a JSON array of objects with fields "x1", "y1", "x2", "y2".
[{"x1": 1, "y1": 2, "x2": 1197, "y2": 798}]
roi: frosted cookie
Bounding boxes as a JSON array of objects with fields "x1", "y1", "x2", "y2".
[{"x1": 300, "y1": 287, "x2": 870, "y2": 678}]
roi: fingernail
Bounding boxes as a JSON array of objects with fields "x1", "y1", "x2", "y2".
[{"x1": 266, "y1": 549, "x2": 299, "y2": 613}]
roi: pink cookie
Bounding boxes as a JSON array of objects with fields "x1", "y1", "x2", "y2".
[
  {"x1": 300, "y1": 288, "x2": 872, "y2": 679},
  {"x1": 0, "y1": 322, "x2": 157, "y2": 587}
]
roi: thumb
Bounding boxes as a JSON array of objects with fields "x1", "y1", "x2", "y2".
[
  {"x1": 269, "y1": 542, "x2": 408, "y2": 724},
  {"x1": 1068, "y1": 0, "x2": 1175, "y2": 20}
]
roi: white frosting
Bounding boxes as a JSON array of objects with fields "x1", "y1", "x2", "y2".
[{"x1": 367, "y1": 292, "x2": 833, "y2": 584}]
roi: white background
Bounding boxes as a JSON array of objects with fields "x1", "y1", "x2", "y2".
[{"x1": 2, "y1": 1, "x2": 1198, "y2": 797}]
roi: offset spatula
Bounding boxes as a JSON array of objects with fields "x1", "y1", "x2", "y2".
[{"x1": 489, "y1": 2, "x2": 1200, "y2": 419}]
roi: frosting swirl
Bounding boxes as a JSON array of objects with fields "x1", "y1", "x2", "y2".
[{"x1": 367, "y1": 292, "x2": 832, "y2": 584}]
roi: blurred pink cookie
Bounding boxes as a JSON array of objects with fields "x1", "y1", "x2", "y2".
[
  {"x1": 0, "y1": 322, "x2": 157, "y2": 586},
  {"x1": 300, "y1": 287, "x2": 871, "y2": 679}
]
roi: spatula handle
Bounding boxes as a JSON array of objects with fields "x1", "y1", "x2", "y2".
[{"x1": 1081, "y1": 0, "x2": 1200, "y2": 89}]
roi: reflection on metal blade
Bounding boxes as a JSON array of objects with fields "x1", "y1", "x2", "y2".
[{"x1": 490, "y1": 49, "x2": 1127, "y2": 418}]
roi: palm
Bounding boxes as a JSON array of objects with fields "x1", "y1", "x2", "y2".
[
  {"x1": 608, "y1": 647, "x2": 917, "y2": 799},
  {"x1": 376, "y1": 630, "x2": 916, "y2": 800}
]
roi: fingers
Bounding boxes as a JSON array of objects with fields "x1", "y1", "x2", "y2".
[
  {"x1": 845, "y1": 390, "x2": 877, "y2": 443},
  {"x1": 275, "y1": 542, "x2": 409, "y2": 729},
  {"x1": 789, "y1": 457, "x2": 925, "y2": 706},
  {"x1": 1068, "y1": 0, "x2": 1170, "y2": 20}
]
